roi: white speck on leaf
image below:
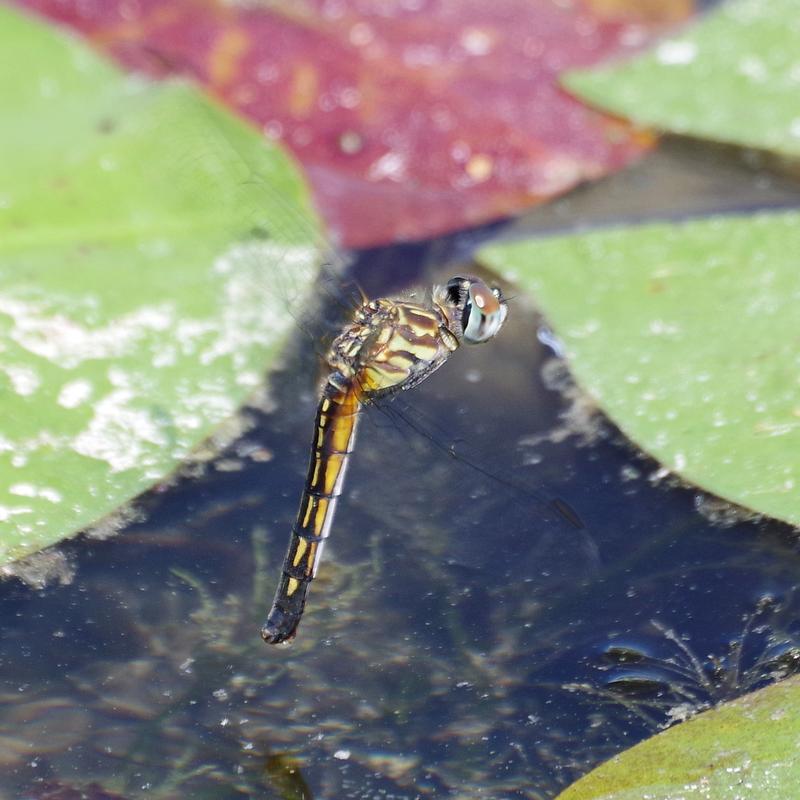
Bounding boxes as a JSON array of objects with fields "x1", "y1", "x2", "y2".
[
  {"x1": 655, "y1": 40, "x2": 698, "y2": 66},
  {"x1": 460, "y1": 27, "x2": 493, "y2": 56},
  {"x1": 0, "y1": 505, "x2": 32, "y2": 522},
  {"x1": 2, "y1": 364, "x2": 40, "y2": 396},
  {"x1": 648, "y1": 319, "x2": 681, "y2": 336},
  {"x1": 367, "y1": 151, "x2": 408, "y2": 182},
  {"x1": 9, "y1": 484, "x2": 62, "y2": 504},
  {"x1": 58, "y1": 379, "x2": 93, "y2": 409},
  {"x1": 349, "y1": 21, "x2": 374, "y2": 47},
  {"x1": 0, "y1": 293, "x2": 176, "y2": 368},
  {"x1": 72, "y1": 388, "x2": 168, "y2": 472},
  {"x1": 9, "y1": 484, "x2": 36, "y2": 498},
  {"x1": 738, "y1": 55, "x2": 768, "y2": 82}
]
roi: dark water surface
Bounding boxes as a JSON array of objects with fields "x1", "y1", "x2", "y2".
[{"x1": 2, "y1": 139, "x2": 800, "y2": 798}]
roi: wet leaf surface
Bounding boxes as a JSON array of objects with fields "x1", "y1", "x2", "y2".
[
  {"x1": 13, "y1": 0, "x2": 696, "y2": 247},
  {"x1": 480, "y1": 211, "x2": 800, "y2": 526},
  {"x1": 0, "y1": 7, "x2": 318, "y2": 564},
  {"x1": 565, "y1": 0, "x2": 800, "y2": 160},
  {"x1": 556, "y1": 675, "x2": 800, "y2": 800}
]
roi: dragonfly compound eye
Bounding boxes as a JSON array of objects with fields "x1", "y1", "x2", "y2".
[{"x1": 462, "y1": 279, "x2": 508, "y2": 344}]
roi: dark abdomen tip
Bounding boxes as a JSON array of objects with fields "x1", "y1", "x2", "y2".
[{"x1": 261, "y1": 607, "x2": 299, "y2": 645}]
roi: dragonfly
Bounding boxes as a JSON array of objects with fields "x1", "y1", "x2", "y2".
[
  {"x1": 261, "y1": 275, "x2": 508, "y2": 644},
  {"x1": 171, "y1": 91, "x2": 583, "y2": 645}
]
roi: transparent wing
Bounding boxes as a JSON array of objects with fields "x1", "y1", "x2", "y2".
[
  {"x1": 153, "y1": 82, "x2": 365, "y2": 358},
  {"x1": 161, "y1": 81, "x2": 591, "y2": 555}
]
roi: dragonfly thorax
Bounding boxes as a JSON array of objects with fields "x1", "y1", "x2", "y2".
[
  {"x1": 326, "y1": 295, "x2": 457, "y2": 398},
  {"x1": 326, "y1": 277, "x2": 508, "y2": 399}
]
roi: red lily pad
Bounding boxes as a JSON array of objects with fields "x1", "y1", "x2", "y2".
[{"x1": 15, "y1": 0, "x2": 691, "y2": 248}]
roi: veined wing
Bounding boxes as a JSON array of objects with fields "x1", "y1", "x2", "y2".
[{"x1": 166, "y1": 87, "x2": 589, "y2": 642}]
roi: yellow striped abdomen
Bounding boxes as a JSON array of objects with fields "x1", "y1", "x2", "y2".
[{"x1": 261, "y1": 378, "x2": 360, "y2": 644}]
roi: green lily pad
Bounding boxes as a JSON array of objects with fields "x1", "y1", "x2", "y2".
[
  {"x1": 480, "y1": 211, "x2": 800, "y2": 526},
  {"x1": 555, "y1": 675, "x2": 800, "y2": 799},
  {"x1": 564, "y1": 0, "x2": 800, "y2": 159},
  {"x1": 0, "y1": 6, "x2": 320, "y2": 565}
]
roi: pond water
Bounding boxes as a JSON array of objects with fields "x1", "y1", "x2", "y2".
[{"x1": 1, "y1": 138, "x2": 799, "y2": 798}]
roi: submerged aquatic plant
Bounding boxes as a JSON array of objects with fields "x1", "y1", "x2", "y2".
[
  {"x1": 566, "y1": 593, "x2": 800, "y2": 730},
  {"x1": 1, "y1": 503, "x2": 618, "y2": 800}
]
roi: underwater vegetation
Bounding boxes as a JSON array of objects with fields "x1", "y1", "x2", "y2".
[{"x1": 565, "y1": 592, "x2": 800, "y2": 730}]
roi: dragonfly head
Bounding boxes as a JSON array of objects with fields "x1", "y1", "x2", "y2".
[{"x1": 445, "y1": 276, "x2": 508, "y2": 345}]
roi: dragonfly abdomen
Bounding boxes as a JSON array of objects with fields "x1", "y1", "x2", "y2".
[{"x1": 261, "y1": 376, "x2": 361, "y2": 644}]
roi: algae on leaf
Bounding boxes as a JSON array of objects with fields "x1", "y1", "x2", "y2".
[
  {"x1": 0, "y1": 6, "x2": 319, "y2": 565},
  {"x1": 480, "y1": 211, "x2": 800, "y2": 526},
  {"x1": 555, "y1": 675, "x2": 800, "y2": 800},
  {"x1": 564, "y1": 0, "x2": 800, "y2": 159}
]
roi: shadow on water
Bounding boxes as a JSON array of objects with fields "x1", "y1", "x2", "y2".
[{"x1": 1, "y1": 136, "x2": 800, "y2": 797}]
